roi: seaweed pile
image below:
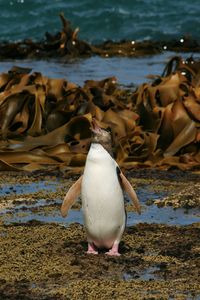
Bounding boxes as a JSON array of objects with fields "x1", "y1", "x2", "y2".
[
  {"x1": 0, "y1": 13, "x2": 200, "y2": 59},
  {"x1": 0, "y1": 55, "x2": 200, "y2": 172}
]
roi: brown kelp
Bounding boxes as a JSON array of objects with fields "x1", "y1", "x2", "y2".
[
  {"x1": 0, "y1": 56, "x2": 200, "y2": 172},
  {"x1": 0, "y1": 14, "x2": 200, "y2": 59}
]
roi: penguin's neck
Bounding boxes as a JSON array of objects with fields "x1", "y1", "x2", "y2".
[
  {"x1": 88, "y1": 143, "x2": 113, "y2": 163},
  {"x1": 91, "y1": 141, "x2": 113, "y2": 157}
]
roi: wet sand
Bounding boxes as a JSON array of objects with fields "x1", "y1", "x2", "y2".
[{"x1": 0, "y1": 170, "x2": 200, "y2": 299}]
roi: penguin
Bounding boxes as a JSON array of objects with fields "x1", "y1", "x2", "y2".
[{"x1": 61, "y1": 119, "x2": 141, "y2": 256}]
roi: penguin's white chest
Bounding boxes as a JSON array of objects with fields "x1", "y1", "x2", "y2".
[{"x1": 81, "y1": 143, "x2": 125, "y2": 248}]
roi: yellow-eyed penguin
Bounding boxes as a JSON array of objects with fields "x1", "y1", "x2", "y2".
[{"x1": 61, "y1": 119, "x2": 141, "y2": 256}]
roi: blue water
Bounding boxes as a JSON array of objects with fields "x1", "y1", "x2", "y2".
[
  {"x1": 0, "y1": 53, "x2": 168, "y2": 86},
  {"x1": 1, "y1": 181, "x2": 199, "y2": 226},
  {"x1": 0, "y1": 52, "x2": 198, "y2": 87},
  {"x1": 0, "y1": 0, "x2": 200, "y2": 43},
  {"x1": 0, "y1": 181, "x2": 57, "y2": 196}
]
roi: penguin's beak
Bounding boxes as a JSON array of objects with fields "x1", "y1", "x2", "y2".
[{"x1": 90, "y1": 119, "x2": 102, "y2": 134}]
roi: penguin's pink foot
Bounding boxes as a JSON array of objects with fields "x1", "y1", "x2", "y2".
[
  {"x1": 87, "y1": 243, "x2": 98, "y2": 255},
  {"x1": 105, "y1": 243, "x2": 120, "y2": 256},
  {"x1": 105, "y1": 249, "x2": 120, "y2": 256}
]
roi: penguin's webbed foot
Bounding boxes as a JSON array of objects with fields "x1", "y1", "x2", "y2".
[
  {"x1": 105, "y1": 249, "x2": 121, "y2": 256},
  {"x1": 87, "y1": 242, "x2": 98, "y2": 255},
  {"x1": 105, "y1": 242, "x2": 120, "y2": 256}
]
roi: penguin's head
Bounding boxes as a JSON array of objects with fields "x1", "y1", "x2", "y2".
[{"x1": 90, "y1": 119, "x2": 113, "y2": 154}]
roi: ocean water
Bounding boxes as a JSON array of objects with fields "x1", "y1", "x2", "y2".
[
  {"x1": 0, "y1": 1, "x2": 199, "y2": 87},
  {"x1": 0, "y1": 0, "x2": 200, "y2": 43},
  {"x1": 0, "y1": 53, "x2": 169, "y2": 86},
  {"x1": 0, "y1": 1, "x2": 199, "y2": 86},
  {"x1": 0, "y1": 51, "x2": 197, "y2": 87}
]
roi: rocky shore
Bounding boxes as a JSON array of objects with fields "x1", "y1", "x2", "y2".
[{"x1": 0, "y1": 170, "x2": 200, "y2": 299}]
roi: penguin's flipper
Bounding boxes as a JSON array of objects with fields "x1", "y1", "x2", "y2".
[
  {"x1": 119, "y1": 172, "x2": 141, "y2": 215},
  {"x1": 61, "y1": 175, "x2": 83, "y2": 217}
]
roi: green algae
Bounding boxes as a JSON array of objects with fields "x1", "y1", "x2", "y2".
[{"x1": 0, "y1": 222, "x2": 199, "y2": 299}]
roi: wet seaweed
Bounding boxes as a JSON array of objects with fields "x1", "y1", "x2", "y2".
[{"x1": 0, "y1": 54, "x2": 200, "y2": 172}]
